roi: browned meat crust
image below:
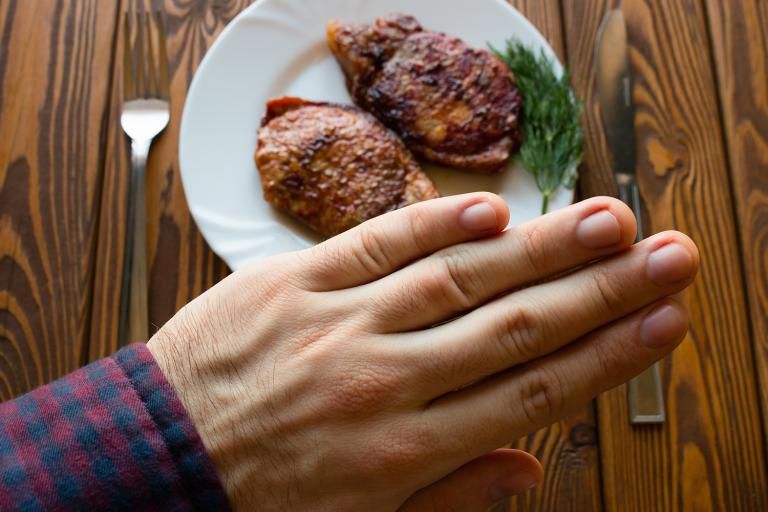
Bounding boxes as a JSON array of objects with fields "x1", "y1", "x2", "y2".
[
  {"x1": 255, "y1": 97, "x2": 440, "y2": 237},
  {"x1": 327, "y1": 14, "x2": 522, "y2": 174}
]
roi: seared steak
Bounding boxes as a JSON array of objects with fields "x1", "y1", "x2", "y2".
[
  {"x1": 327, "y1": 14, "x2": 522, "y2": 173},
  {"x1": 255, "y1": 97, "x2": 439, "y2": 237}
]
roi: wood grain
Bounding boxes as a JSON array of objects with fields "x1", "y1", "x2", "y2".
[
  {"x1": 703, "y1": 0, "x2": 768, "y2": 446},
  {"x1": 563, "y1": 0, "x2": 768, "y2": 510},
  {"x1": 1, "y1": 0, "x2": 767, "y2": 509},
  {"x1": 0, "y1": 0, "x2": 120, "y2": 399},
  {"x1": 490, "y1": 2, "x2": 602, "y2": 511},
  {"x1": 88, "y1": 0, "x2": 245, "y2": 360}
]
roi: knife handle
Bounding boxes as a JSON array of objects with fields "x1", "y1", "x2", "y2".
[
  {"x1": 616, "y1": 175, "x2": 666, "y2": 424},
  {"x1": 617, "y1": 175, "x2": 644, "y2": 242}
]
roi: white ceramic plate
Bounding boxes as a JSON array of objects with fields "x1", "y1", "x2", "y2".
[{"x1": 180, "y1": 0, "x2": 574, "y2": 270}]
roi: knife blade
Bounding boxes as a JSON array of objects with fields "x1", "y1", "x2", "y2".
[
  {"x1": 596, "y1": 9, "x2": 666, "y2": 424},
  {"x1": 596, "y1": 9, "x2": 636, "y2": 179}
]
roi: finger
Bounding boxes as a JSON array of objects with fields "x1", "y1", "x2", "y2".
[
  {"x1": 424, "y1": 298, "x2": 689, "y2": 464},
  {"x1": 299, "y1": 193, "x2": 510, "y2": 291},
  {"x1": 401, "y1": 230, "x2": 698, "y2": 395},
  {"x1": 398, "y1": 449, "x2": 542, "y2": 512},
  {"x1": 353, "y1": 196, "x2": 636, "y2": 331}
]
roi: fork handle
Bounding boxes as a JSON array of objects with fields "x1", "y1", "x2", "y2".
[{"x1": 119, "y1": 139, "x2": 150, "y2": 345}]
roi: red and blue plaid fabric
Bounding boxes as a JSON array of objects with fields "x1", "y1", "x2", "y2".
[{"x1": 0, "y1": 343, "x2": 231, "y2": 511}]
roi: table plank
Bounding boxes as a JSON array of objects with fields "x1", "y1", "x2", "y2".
[
  {"x1": 87, "y1": 0, "x2": 128, "y2": 359},
  {"x1": 492, "y1": 2, "x2": 603, "y2": 511},
  {"x1": 88, "y1": 0, "x2": 249, "y2": 360},
  {"x1": 563, "y1": 0, "x2": 768, "y2": 510},
  {"x1": 703, "y1": 0, "x2": 768, "y2": 445},
  {"x1": 0, "y1": 0, "x2": 120, "y2": 399}
]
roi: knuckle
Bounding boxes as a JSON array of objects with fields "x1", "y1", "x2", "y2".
[
  {"x1": 298, "y1": 245, "x2": 339, "y2": 281},
  {"x1": 494, "y1": 306, "x2": 539, "y2": 363},
  {"x1": 589, "y1": 268, "x2": 626, "y2": 313},
  {"x1": 519, "y1": 224, "x2": 551, "y2": 275},
  {"x1": 591, "y1": 338, "x2": 626, "y2": 384},
  {"x1": 373, "y1": 278, "x2": 433, "y2": 326},
  {"x1": 518, "y1": 365, "x2": 564, "y2": 425},
  {"x1": 405, "y1": 206, "x2": 433, "y2": 255},
  {"x1": 354, "y1": 224, "x2": 394, "y2": 276},
  {"x1": 433, "y1": 249, "x2": 482, "y2": 310}
]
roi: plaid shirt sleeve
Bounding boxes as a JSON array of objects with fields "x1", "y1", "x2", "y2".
[{"x1": 0, "y1": 343, "x2": 231, "y2": 511}]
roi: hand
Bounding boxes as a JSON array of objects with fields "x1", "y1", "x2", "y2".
[{"x1": 147, "y1": 193, "x2": 699, "y2": 511}]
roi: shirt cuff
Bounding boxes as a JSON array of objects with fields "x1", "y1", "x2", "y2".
[{"x1": 0, "y1": 343, "x2": 231, "y2": 511}]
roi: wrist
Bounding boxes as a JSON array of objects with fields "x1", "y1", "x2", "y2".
[{"x1": 146, "y1": 328, "x2": 231, "y2": 473}]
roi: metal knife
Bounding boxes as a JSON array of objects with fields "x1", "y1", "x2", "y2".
[{"x1": 596, "y1": 9, "x2": 665, "y2": 424}]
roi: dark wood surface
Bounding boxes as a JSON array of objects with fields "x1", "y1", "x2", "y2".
[
  {"x1": 0, "y1": 0, "x2": 120, "y2": 398},
  {"x1": 704, "y1": 0, "x2": 768, "y2": 451},
  {"x1": 1, "y1": 0, "x2": 766, "y2": 510}
]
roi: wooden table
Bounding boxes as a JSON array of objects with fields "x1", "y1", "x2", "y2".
[{"x1": 1, "y1": 0, "x2": 766, "y2": 509}]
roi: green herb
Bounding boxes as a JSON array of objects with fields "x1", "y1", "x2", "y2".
[{"x1": 492, "y1": 40, "x2": 584, "y2": 214}]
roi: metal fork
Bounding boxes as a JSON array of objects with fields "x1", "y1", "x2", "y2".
[{"x1": 119, "y1": 11, "x2": 170, "y2": 345}]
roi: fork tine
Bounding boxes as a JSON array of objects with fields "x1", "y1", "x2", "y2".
[
  {"x1": 135, "y1": 12, "x2": 147, "y2": 97},
  {"x1": 144, "y1": 12, "x2": 158, "y2": 97},
  {"x1": 122, "y1": 13, "x2": 135, "y2": 100},
  {"x1": 154, "y1": 11, "x2": 171, "y2": 99}
]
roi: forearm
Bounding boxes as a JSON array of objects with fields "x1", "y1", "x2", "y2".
[{"x1": 0, "y1": 344, "x2": 230, "y2": 511}]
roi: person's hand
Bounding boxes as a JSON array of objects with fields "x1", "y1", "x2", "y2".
[{"x1": 147, "y1": 193, "x2": 698, "y2": 511}]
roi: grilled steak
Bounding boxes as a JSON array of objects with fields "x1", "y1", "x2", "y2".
[
  {"x1": 327, "y1": 14, "x2": 522, "y2": 173},
  {"x1": 255, "y1": 97, "x2": 440, "y2": 237}
]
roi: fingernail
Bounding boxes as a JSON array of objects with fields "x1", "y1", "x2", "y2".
[
  {"x1": 460, "y1": 202, "x2": 498, "y2": 231},
  {"x1": 490, "y1": 472, "x2": 539, "y2": 500},
  {"x1": 640, "y1": 303, "x2": 688, "y2": 348},
  {"x1": 576, "y1": 210, "x2": 621, "y2": 249},
  {"x1": 647, "y1": 243, "x2": 695, "y2": 284}
]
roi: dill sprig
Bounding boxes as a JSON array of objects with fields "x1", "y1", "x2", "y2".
[{"x1": 492, "y1": 40, "x2": 584, "y2": 214}]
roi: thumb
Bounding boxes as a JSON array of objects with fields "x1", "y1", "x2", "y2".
[{"x1": 398, "y1": 449, "x2": 543, "y2": 512}]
